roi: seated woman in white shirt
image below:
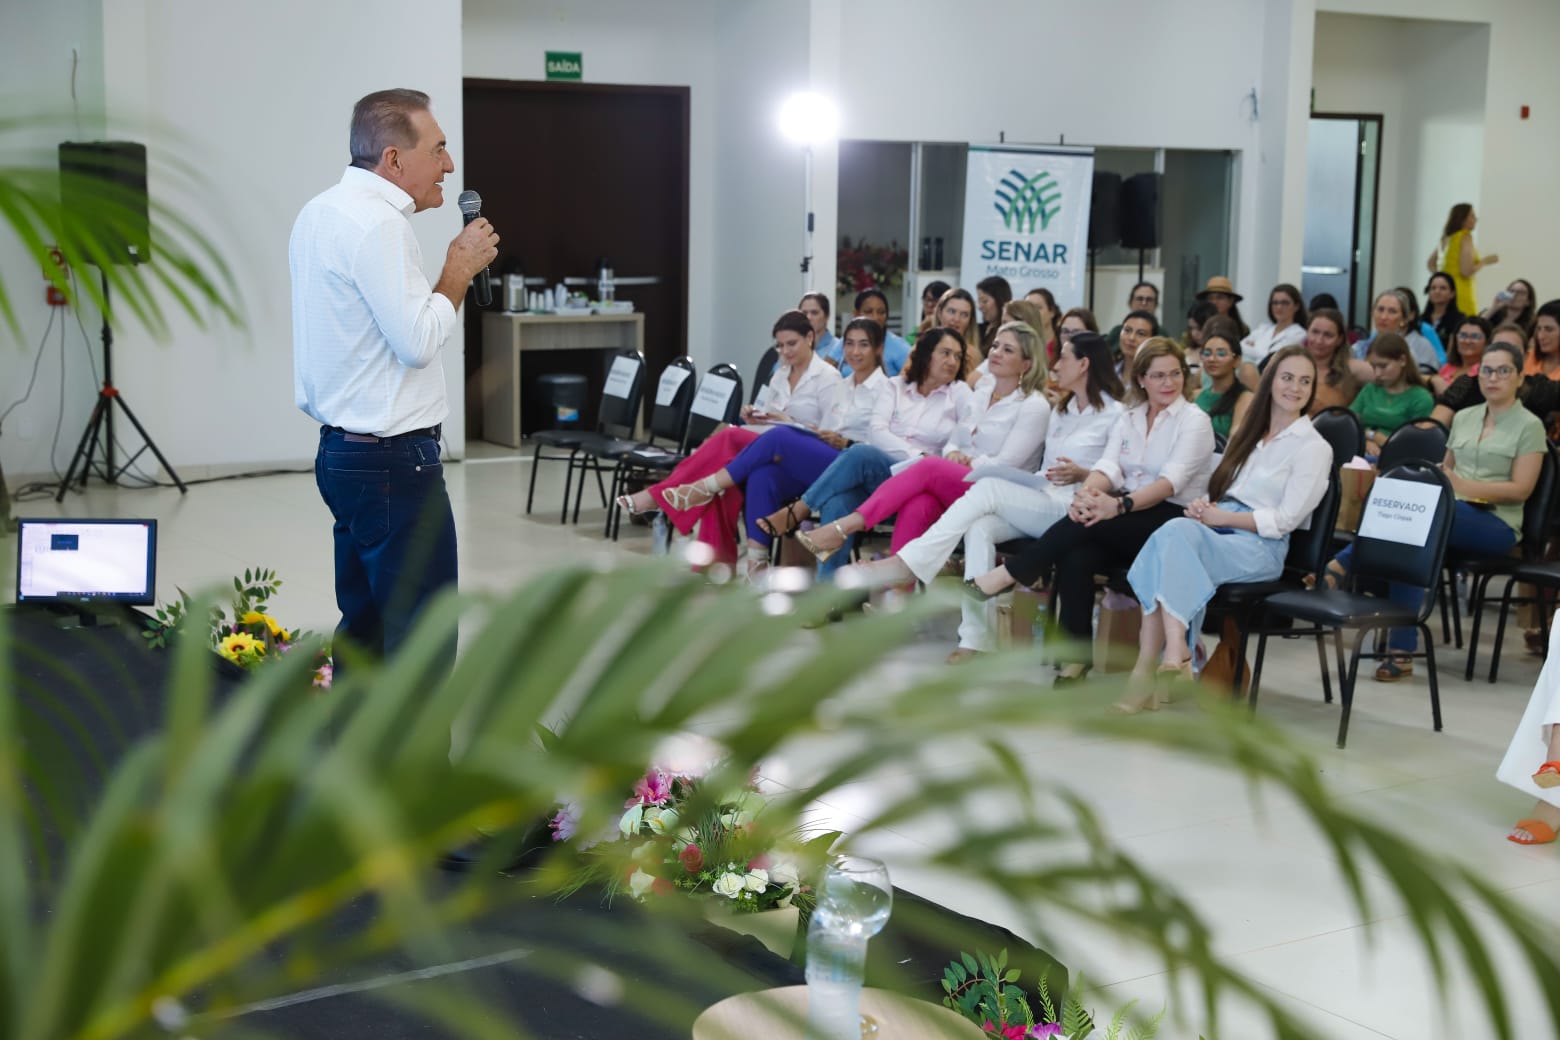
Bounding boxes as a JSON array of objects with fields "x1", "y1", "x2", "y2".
[
  {"x1": 1238, "y1": 282, "x2": 1308, "y2": 384},
  {"x1": 662, "y1": 326, "x2": 960, "y2": 577},
  {"x1": 836, "y1": 330, "x2": 1125, "y2": 662},
  {"x1": 1116, "y1": 345, "x2": 1331, "y2": 712},
  {"x1": 794, "y1": 321, "x2": 1051, "y2": 565},
  {"x1": 969, "y1": 338, "x2": 1216, "y2": 684},
  {"x1": 617, "y1": 309, "x2": 848, "y2": 568}
]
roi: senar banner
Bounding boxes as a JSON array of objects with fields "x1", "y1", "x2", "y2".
[{"x1": 959, "y1": 145, "x2": 1094, "y2": 310}]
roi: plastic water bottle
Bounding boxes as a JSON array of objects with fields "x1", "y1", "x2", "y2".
[
  {"x1": 805, "y1": 856, "x2": 892, "y2": 1040},
  {"x1": 650, "y1": 513, "x2": 669, "y2": 556}
]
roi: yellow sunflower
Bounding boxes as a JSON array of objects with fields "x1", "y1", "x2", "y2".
[
  {"x1": 240, "y1": 611, "x2": 288, "y2": 641},
  {"x1": 218, "y1": 631, "x2": 266, "y2": 665}
]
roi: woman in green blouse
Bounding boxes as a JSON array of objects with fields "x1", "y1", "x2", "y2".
[
  {"x1": 1194, "y1": 327, "x2": 1251, "y2": 443},
  {"x1": 1352, "y1": 332, "x2": 1436, "y2": 456},
  {"x1": 1326, "y1": 337, "x2": 1545, "y2": 681}
]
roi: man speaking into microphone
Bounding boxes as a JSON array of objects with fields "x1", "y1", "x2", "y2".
[{"x1": 290, "y1": 88, "x2": 498, "y2": 672}]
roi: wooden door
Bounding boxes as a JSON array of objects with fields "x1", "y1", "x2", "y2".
[{"x1": 461, "y1": 80, "x2": 690, "y2": 436}]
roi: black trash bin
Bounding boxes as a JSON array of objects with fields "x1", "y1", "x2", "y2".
[{"x1": 534, "y1": 372, "x2": 588, "y2": 431}]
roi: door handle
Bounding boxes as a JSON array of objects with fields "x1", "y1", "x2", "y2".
[{"x1": 1301, "y1": 265, "x2": 1347, "y2": 275}]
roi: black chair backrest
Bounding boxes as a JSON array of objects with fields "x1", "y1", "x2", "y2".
[
  {"x1": 1378, "y1": 417, "x2": 1448, "y2": 473},
  {"x1": 1311, "y1": 406, "x2": 1365, "y2": 470},
  {"x1": 750, "y1": 346, "x2": 779, "y2": 404},
  {"x1": 1353, "y1": 461, "x2": 1455, "y2": 598},
  {"x1": 597, "y1": 349, "x2": 646, "y2": 435},
  {"x1": 1285, "y1": 469, "x2": 1342, "y2": 578},
  {"x1": 684, "y1": 363, "x2": 743, "y2": 451},
  {"x1": 646, "y1": 356, "x2": 697, "y2": 444},
  {"x1": 1519, "y1": 444, "x2": 1560, "y2": 555}
]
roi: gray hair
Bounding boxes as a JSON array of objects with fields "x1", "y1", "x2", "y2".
[{"x1": 349, "y1": 88, "x2": 430, "y2": 169}]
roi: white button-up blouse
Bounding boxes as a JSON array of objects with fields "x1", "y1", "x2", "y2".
[
  {"x1": 1093, "y1": 395, "x2": 1215, "y2": 506},
  {"x1": 866, "y1": 375, "x2": 972, "y2": 461},
  {"x1": 944, "y1": 380, "x2": 1052, "y2": 471},
  {"x1": 757, "y1": 351, "x2": 845, "y2": 427},
  {"x1": 1220, "y1": 416, "x2": 1332, "y2": 539}
]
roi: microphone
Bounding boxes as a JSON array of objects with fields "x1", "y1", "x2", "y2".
[{"x1": 457, "y1": 189, "x2": 493, "y2": 307}]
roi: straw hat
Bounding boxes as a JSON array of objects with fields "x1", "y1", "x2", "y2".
[{"x1": 1196, "y1": 276, "x2": 1243, "y2": 303}]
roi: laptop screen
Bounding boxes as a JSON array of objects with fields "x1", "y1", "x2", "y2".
[{"x1": 15, "y1": 518, "x2": 157, "y2": 606}]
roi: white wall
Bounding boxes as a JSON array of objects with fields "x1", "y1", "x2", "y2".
[
  {"x1": 1311, "y1": 12, "x2": 1489, "y2": 301},
  {"x1": 1315, "y1": 0, "x2": 1558, "y2": 313},
  {"x1": 710, "y1": 0, "x2": 815, "y2": 372},
  {"x1": 0, "y1": 0, "x2": 106, "y2": 484},
  {"x1": 461, "y1": 0, "x2": 719, "y2": 366},
  {"x1": 1, "y1": 0, "x2": 468, "y2": 485},
  {"x1": 93, "y1": 0, "x2": 467, "y2": 482}
]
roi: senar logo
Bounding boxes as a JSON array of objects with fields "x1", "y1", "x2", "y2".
[{"x1": 994, "y1": 168, "x2": 1061, "y2": 234}]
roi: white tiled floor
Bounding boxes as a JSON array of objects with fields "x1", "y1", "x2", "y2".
[{"x1": 8, "y1": 445, "x2": 1557, "y2": 1039}]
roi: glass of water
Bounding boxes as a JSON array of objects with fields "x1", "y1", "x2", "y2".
[{"x1": 806, "y1": 855, "x2": 893, "y2": 1039}]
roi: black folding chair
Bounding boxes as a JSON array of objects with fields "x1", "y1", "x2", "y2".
[
  {"x1": 526, "y1": 349, "x2": 645, "y2": 524},
  {"x1": 600, "y1": 357, "x2": 698, "y2": 536},
  {"x1": 1378, "y1": 417, "x2": 1448, "y2": 473},
  {"x1": 1311, "y1": 407, "x2": 1365, "y2": 470},
  {"x1": 1252, "y1": 461, "x2": 1456, "y2": 748},
  {"x1": 1209, "y1": 470, "x2": 1343, "y2": 700},
  {"x1": 607, "y1": 363, "x2": 744, "y2": 541},
  {"x1": 750, "y1": 346, "x2": 779, "y2": 404},
  {"x1": 1463, "y1": 445, "x2": 1560, "y2": 681}
]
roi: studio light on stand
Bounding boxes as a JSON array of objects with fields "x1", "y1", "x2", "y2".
[
  {"x1": 777, "y1": 92, "x2": 839, "y2": 295},
  {"x1": 53, "y1": 141, "x2": 187, "y2": 502}
]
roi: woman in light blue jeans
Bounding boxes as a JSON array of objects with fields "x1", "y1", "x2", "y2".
[{"x1": 1121, "y1": 346, "x2": 1332, "y2": 713}]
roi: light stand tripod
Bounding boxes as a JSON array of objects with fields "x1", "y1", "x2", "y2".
[{"x1": 55, "y1": 268, "x2": 187, "y2": 501}]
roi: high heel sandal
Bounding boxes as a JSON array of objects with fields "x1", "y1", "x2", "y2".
[
  {"x1": 756, "y1": 501, "x2": 808, "y2": 540},
  {"x1": 614, "y1": 493, "x2": 658, "y2": 518},
  {"x1": 797, "y1": 522, "x2": 849, "y2": 564},
  {"x1": 1052, "y1": 663, "x2": 1091, "y2": 689},
  {"x1": 962, "y1": 578, "x2": 1008, "y2": 601},
  {"x1": 663, "y1": 480, "x2": 718, "y2": 512}
]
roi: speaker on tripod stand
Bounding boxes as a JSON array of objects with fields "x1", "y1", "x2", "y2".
[{"x1": 54, "y1": 141, "x2": 187, "y2": 502}]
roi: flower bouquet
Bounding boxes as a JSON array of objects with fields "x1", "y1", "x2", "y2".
[
  {"x1": 144, "y1": 567, "x2": 332, "y2": 687},
  {"x1": 551, "y1": 765, "x2": 837, "y2": 956},
  {"x1": 837, "y1": 237, "x2": 909, "y2": 296}
]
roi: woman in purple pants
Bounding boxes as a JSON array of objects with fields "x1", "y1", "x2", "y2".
[{"x1": 659, "y1": 329, "x2": 968, "y2": 578}]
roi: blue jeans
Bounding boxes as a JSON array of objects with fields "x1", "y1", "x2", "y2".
[
  {"x1": 315, "y1": 426, "x2": 458, "y2": 674},
  {"x1": 802, "y1": 444, "x2": 896, "y2": 577},
  {"x1": 1333, "y1": 499, "x2": 1515, "y2": 652}
]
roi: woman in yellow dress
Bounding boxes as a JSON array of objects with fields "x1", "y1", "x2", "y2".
[{"x1": 1427, "y1": 202, "x2": 1498, "y2": 316}]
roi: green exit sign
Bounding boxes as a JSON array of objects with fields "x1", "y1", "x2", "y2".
[{"x1": 545, "y1": 51, "x2": 582, "y2": 81}]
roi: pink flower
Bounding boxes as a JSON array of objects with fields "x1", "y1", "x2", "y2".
[
  {"x1": 652, "y1": 876, "x2": 674, "y2": 897},
  {"x1": 1029, "y1": 1026, "x2": 1063, "y2": 1039},
  {"x1": 627, "y1": 770, "x2": 673, "y2": 807},
  {"x1": 680, "y1": 844, "x2": 704, "y2": 873},
  {"x1": 549, "y1": 804, "x2": 579, "y2": 842},
  {"x1": 312, "y1": 662, "x2": 333, "y2": 689},
  {"x1": 747, "y1": 853, "x2": 772, "y2": 870}
]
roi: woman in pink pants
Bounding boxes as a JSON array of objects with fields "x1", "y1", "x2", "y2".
[{"x1": 797, "y1": 321, "x2": 1050, "y2": 565}]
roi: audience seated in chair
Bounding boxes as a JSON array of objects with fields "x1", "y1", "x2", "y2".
[
  {"x1": 835, "y1": 331, "x2": 1124, "y2": 661},
  {"x1": 1304, "y1": 307, "x2": 1372, "y2": 415},
  {"x1": 1353, "y1": 332, "x2": 1436, "y2": 457},
  {"x1": 1322, "y1": 338, "x2": 1544, "y2": 682},
  {"x1": 1116, "y1": 345, "x2": 1331, "y2": 713},
  {"x1": 967, "y1": 338, "x2": 1216, "y2": 685}
]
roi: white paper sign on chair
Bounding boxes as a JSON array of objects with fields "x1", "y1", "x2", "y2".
[
  {"x1": 1357, "y1": 476, "x2": 1441, "y2": 547},
  {"x1": 655, "y1": 366, "x2": 691, "y2": 406},
  {"x1": 603, "y1": 356, "x2": 638, "y2": 399},
  {"x1": 692, "y1": 375, "x2": 737, "y2": 419}
]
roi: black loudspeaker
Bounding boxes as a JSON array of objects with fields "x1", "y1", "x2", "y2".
[
  {"x1": 1119, "y1": 172, "x2": 1162, "y2": 250},
  {"x1": 1088, "y1": 171, "x2": 1121, "y2": 250},
  {"x1": 58, "y1": 141, "x2": 150, "y2": 265}
]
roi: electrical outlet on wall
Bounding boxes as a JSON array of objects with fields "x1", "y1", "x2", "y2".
[{"x1": 44, "y1": 245, "x2": 68, "y2": 306}]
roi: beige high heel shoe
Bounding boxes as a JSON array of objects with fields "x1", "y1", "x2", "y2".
[{"x1": 663, "y1": 478, "x2": 719, "y2": 511}]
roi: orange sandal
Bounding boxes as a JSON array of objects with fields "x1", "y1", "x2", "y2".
[
  {"x1": 1533, "y1": 762, "x2": 1560, "y2": 789},
  {"x1": 1508, "y1": 818, "x2": 1558, "y2": 845}
]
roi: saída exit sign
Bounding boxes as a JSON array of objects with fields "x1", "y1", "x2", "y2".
[{"x1": 545, "y1": 51, "x2": 582, "y2": 81}]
